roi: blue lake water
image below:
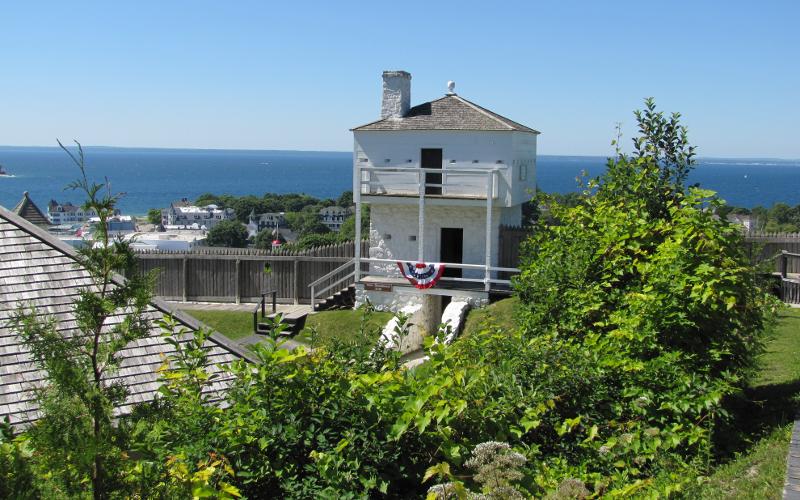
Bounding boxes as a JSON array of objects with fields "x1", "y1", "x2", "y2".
[{"x1": 0, "y1": 146, "x2": 797, "y2": 214}]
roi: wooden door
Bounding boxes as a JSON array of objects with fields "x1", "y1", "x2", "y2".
[
  {"x1": 422, "y1": 148, "x2": 443, "y2": 195},
  {"x1": 440, "y1": 227, "x2": 463, "y2": 278}
]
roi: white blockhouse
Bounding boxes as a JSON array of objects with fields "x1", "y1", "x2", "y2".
[{"x1": 319, "y1": 70, "x2": 536, "y2": 327}]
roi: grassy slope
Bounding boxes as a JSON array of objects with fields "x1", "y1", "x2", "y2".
[
  {"x1": 297, "y1": 309, "x2": 393, "y2": 343},
  {"x1": 691, "y1": 308, "x2": 800, "y2": 498},
  {"x1": 461, "y1": 297, "x2": 518, "y2": 337}
]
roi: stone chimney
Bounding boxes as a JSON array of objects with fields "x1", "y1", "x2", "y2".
[{"x1": 381, "y1": 70, "x2": 411, "y2": 119}]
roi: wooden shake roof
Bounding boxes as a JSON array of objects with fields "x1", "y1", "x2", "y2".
[
  {"x1": 12, "y1": 192, "x2": 51, "y2": 227},
  {"x1": 352, "y1": 94, "x2": 539, "y2": 133},
  {"x1": 0, "y1": 205, "x2": 255, "y2": 428}
]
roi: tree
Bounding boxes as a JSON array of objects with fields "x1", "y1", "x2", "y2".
[
  {"x1": 599, "y1": 97, "x2": 696, "y2": 220},
  {"x1": 11, "y1": 141, "x2": 155, "y2": 499},
  {"x1": 285, "y1": 209, "x2": 330, "y2": 236},
  {"x1": 254, "y1": 228, "x2": 286, "y2": 250},
  {"x1": 515, "y1": 101, "x2": 774, "y2": 490},
  {"x1": 146, "y1": 208, "x2": 162, "y2": 225},
  {"x1": 338, "y1": 205, "x2": 370, "y2": 242},
  {"x1": 518, "y1": 99, "x2": 769, "y2": 374},
  {"x1": 194, "y1": 192, "x2": 223, "y2": 207},
  {"x1": 337, "y1": 190, "x2": 354, "y2": 207},
  {"x1": 206, "y1": 220, "x2": 249, "y2": 248}
]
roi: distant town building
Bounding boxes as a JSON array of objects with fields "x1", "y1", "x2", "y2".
[
  {"x1": 727, "y1": 213, "x2": 755, "y2": 232},
  {"x1": 246, "y1": 210, "x2": 287, "y2": 238},
  {"x1": 165, "y1": 198, "x2": 235, "y2": 230},
  {"x1": 13, "y1": 192, "x2": 52, "y2": 227},
  {"x1": 319, "y1": 206, "x2": 353, "y2": 232},
  {"x1": 124, "y1": 230, "x2": 207, "y2": 251},
  {"x1": 47, "y1": 200, "x2": 98, "y2": 225}
]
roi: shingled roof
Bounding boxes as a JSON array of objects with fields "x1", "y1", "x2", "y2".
[
  {"x1": 351, "y1": 94, "x2": 539, "y2": 133},
  {"x1": 12, "y1": 192, "x2": 51, "y2": 227},
  {"x1": 0, "y1": 205, "x2": 255, "y2": 428}
]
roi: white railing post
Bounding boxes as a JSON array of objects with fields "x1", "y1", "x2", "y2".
[
  {"x1": 484, "y1": 170, "x2": 495, "y2": 291},
  {"x1": 418, "y1": 168, "x2": 425, "y2": 262},
  {"x1": 354, "y1": 166, "x2": 362, "y2": 282}
]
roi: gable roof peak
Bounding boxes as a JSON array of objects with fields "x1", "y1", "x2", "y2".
[{"x1": 352, "y1": 93, "x2": 539, "y2": 134}]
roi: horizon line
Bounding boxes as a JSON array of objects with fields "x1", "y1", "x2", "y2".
[{"x1": 0, "y1": 144, "x2": 798, "y2": 162}]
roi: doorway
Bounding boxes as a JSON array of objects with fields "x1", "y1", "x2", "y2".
[
  {"x1": 422, "y1": 148, "x2": 443, "y2": 195},
  {"x1": 440, "y1": 227, "x2": 463, "y2": 278}
]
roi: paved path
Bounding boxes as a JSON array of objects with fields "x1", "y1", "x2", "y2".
[
  {"x1": 164, "y1": 300, "x2": 313, "y2": 316},
  {"x1": 784, "y1": 420, "x2": 800, "y2": 499},
  {"x1": 165, "y1": 301, "x2": 314, "y2": 353}
]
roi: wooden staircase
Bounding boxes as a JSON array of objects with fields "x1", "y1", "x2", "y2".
[
  {"x1": 313, "y1": 284, "x2": 356, "y2": 312},
  {"x1": 256, "y1": 312, "x2": 308, "y2": 337}
]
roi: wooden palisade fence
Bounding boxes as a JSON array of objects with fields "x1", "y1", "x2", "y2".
[
  {"x1": 134, "y1": 241, "x2": 369, "y2": 304},
  {"x1": 743, "y1": 231, "x2": 800, "y2": 274},
  {"x1": 132, "y1": 230, "x2": 800, "y2": 305}
]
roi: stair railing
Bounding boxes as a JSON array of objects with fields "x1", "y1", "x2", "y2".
[
  {"x1": 309, "y1": 258, "x2": 357, "y2": 311},
  {"x1": 252, "y1": 289, "x2": 278, "y2": 334}
]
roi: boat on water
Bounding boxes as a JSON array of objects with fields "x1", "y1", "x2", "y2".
[{"x1": 0, "y1": 165, "x2": 10, "y2": 176}]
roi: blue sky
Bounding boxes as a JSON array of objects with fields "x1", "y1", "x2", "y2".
[{"x1": 1, "y1": 1, "x2": 798, "y2": 157}]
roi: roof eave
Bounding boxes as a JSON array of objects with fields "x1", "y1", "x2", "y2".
[{"x1": 0, "y1": 205, "x2": 258, "y2": 364}]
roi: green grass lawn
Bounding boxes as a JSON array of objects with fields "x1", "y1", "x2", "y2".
[
  {"x1": 297, "y1": 309, "x2": 393, "y2": 344},
  {"x1": 461, "y1": 297, "x2": 518, "y2": 337},
  {"x1": 690, "y1": 308, "x2": 800, "y2": 498},
  {"x1": 181, "y1": 308, "x2": 393, "y2": 345},
  {"x1": 181, "y1": 309, "x2": 255, "y2": 341}
]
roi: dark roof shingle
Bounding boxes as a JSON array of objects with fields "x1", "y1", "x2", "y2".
[
  {"x1": 352, "y1": 95, "x2": 539, "y2": 133},
  {"x1": 12, "y1": 192, "x2": 51, "y2": 227}
]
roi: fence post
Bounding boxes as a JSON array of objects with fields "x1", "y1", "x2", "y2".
[
  {"x1": 293, "y1": 258, "x2": 300, "y2": 305},
  {"x1": 781, "y1": 251, "x2": 788, "y2": 279},
  {"x1": 182, "y1": 256, "x2": 188, "y2": 302},
  {"x1": 235, "y1": 259, "x2": 241, "y2": 304}
]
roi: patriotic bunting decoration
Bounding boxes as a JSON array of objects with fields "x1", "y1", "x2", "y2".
[{"x1": 397, "y1": 261, "x2": 446, "y2": 289}]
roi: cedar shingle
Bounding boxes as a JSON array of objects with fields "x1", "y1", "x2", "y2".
[
  {"x1": 0, "y1": 206, "x2": 255, "y2": 428},
  {"x1": 352, "y1": 94, "x2": 540, "y2": 133}
]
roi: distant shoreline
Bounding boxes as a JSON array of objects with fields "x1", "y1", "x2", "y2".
[{"x1": 0, "y1": 144, "x2": 797, "y2": 163}]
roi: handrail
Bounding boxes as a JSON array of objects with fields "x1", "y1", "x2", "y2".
[
  {"x1": 362, "y1": 256, "x2": 518, "y2": 273},
  {"x1": 359, "y1": 166, "x2": 507, "y2": 173},
  {"x1": 308, "y1": 258, "x2": 356, "y2": 288},
  {"x1": 310, "y1": 259, "x2": 357, "y2": 310},
  {"x1": 314, "y1": 271, "x2": 357, "y2": 299},
  {"x1": 252, "y1": 290, "x2": 277, "y2": 334}
]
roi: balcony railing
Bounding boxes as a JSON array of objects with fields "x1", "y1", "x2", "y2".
[
  {"x1": 309, "y1": 257, "x2": 519, "y2": 310},
  {"x1": 358, "y1": 166, "x2": 505, "y2": 199}
]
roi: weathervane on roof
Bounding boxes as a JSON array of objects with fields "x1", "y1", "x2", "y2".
[{"x1": 447, "y1": 80, "x2": 456, "y2": 95}]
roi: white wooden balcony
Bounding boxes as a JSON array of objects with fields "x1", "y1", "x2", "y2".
[{"x1": 357, "y1": 166, "x2": 506, "y2": 201}]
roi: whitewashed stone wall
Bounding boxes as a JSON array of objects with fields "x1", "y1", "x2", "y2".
[
  {"x1": 440, "y1": 300, "x2": 471, "y2": 344},
  {"x1": 368, "y1": 204, "x2": 520, "y2": 279}
]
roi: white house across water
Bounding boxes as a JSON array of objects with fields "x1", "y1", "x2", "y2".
[{"x1": 312, "y1": 70, "x2": 538, "y2": 340}]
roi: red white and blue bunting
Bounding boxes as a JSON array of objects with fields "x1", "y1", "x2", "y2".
[{"x1": 397, "y1": 262, "x2": 446, "y2": 289}]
